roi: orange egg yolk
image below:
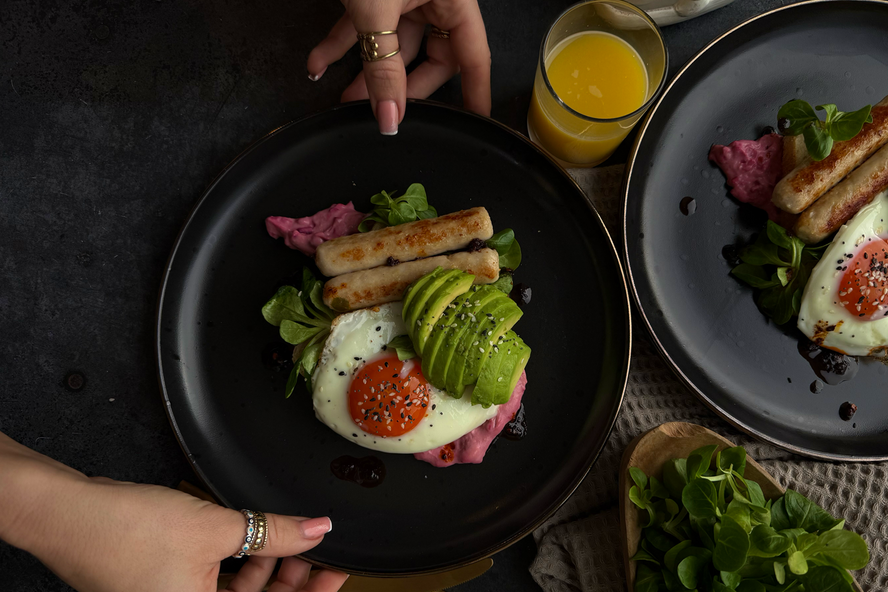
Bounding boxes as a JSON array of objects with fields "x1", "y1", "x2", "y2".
[
  {"x1": 348, "y1": 354, "x2": 430, "y2": 437},
  {"x1": 838, "y1": 238, "x2": 888, "y2": 320}
]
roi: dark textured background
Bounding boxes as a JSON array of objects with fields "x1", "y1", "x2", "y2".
[{"x1": 0, "y1": 0, "x2": 792, "y2": 589}]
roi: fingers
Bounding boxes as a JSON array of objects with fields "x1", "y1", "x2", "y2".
[
  {"x1": 302, "y1": 569, "x2": 350, "y2": 592},
  {"x1": 267, "y1": 556, "x2": 312, "y2": 592},
  {"x1": 406, "y1": 37, "x2": 459, "y2": 99},
  {"x1": 307, "y1": 13, "x2": 358, "y2": 81},
  {"x1": 345, "y1": 2, "x2": 405, "y2": 134},
  {"x1": 340, "y1": 71, "x2": 369, "y2": 103},
  {"x1": 222, "y1": 555, "x2": 276, "y2": 592},
  {"x1": 252, "y1": 514, "x2": 332, "y2": 557},
  {"x1": 265, "y1": 558, "x2": 349, "y2": 592},
  {"x1": 341, "y1": 17, "x2": 426, "y2": 103},
  {"x1": 449, "y1": 2, "x2": 492, "y2": 115}
]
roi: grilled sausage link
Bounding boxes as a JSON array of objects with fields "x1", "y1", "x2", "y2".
[
  {"x1": 782, "y1": 134, "x2": 809, "y2": 178},
  {"x1": 323, "y1": 248, "x2": 500, "y2": 312},
  {"x1": 794, "y1": 142, "x2": 888, "y2": 244},
  {"x1": 315, "y1": 207, "x2": 493, "y2": 277},
  {"x1": 772, "y1": 98, "x2": 888, "y2": 214}
]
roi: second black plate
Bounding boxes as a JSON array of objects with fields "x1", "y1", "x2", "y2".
[{"x1": 624, "y1": 0, "x2": 888, "y2": 461}]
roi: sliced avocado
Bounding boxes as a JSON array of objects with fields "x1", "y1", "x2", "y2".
[
  {"x1": 443, "y1": 288, "x2": 513, "y2": 396},
  {"x1": 421, "y1": 286, "x2": 476, "y2": 386},
  {"x1": 449, "y1": 297, "x2": 523, "y2": 395},
  {"x1": 414, "y1": 271, "x2": 475, "y2": 353},
  {"x1": 473, "y1": 334, "x2": 509, "y2": 408},
  {"x1": 428, "y1": 287, "x2": 504, "y2": 392},
  {"x1": 402, "y1": 267, "x2": 443, "y2": 318},
  {"x1": 404, "y1": 268, "x2": 460, "y2": 341},
  {"x1": 472, "y1": 331, "x2": 530, "y2": 407},
  {"x1": 502, "y1": 337, "x2": 530, "y2": 400}
]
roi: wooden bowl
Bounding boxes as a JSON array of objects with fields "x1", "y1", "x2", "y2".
[{"x1": 619, "y1": 422, "x2": 862, "y2": 592}]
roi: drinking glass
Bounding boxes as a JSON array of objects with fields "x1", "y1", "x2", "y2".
[{"x1": 527, "y1": 0, "x2": 668, "y2": 167}]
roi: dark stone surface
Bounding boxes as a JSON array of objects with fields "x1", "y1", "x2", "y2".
[{"x1": 0, "y1": 0, "x2": 792, "y2": 590}]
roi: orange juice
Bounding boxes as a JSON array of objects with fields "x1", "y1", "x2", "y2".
[{"x1": 528, "y1": 31, "x2": 650, "y2": 166}]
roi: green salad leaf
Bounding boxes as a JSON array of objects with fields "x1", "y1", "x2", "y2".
[
  {"x1": 487, "y1": 228, "x2": 522, "y2": 270},
  {"x1": 386, "y1": 335, "x2": 417, "y2": 361},
  {"x1": 730, "y1": 221, "x2": 827, "y2": 325},
  {"x1": 261, "y1": 268, "x2": 334, "y2": 397},
  {"x1": 358, "y1": 183, "x2": 437, "y2": 232},
  {"x1": 778, "y1": 99, "x2": 873, "y2": 160},
  {"x1": 489, "y1": 270, "x2": 514, "y2": 294},
  {"x1": 628, "y1": 445, "x2": 868, "y2": 592}
]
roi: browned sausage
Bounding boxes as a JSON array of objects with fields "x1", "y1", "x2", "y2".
[
  {"x1": 315, "y1": 207, "x2": 493, "y2": 277},
  {"x1": 323, "y1": 248, "x2": 500, "y2": 312},
  {"x1": 794, "y1": 142, "x2": 888, "y2": 244},
  {"x1": 782, "y1": 134, "x2": 809, "y2": 178},
  {"x1": 772, "y1": 97, "x2": 888, "y2": 214}
]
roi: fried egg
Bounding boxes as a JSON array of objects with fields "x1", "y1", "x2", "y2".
[
  {"x1": 311, "y1": 302, "x2": 498, "y2": 453},
  {"x1": 798, "y1": 190, "x2": 888, "y2": 357}
]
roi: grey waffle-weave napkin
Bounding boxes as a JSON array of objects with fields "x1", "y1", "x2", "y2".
[{"x1": 528, "y1": 165, "x2": 888, "y2": 592}]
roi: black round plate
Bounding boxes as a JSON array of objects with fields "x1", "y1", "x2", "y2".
[
  {"x1": 157, "y1": 100, "x2": 631, "y2": 574},
  {"x1": 624, "y1": 0, "x2": 888, "y2": 461}
]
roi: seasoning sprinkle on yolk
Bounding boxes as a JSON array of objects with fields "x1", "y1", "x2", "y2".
[
  {"x1": 348, "y1": 354, "x2": 430, "y2": 437},
  {"x1": 838, "y1": 238, "x2": 888, "y2": 320}
]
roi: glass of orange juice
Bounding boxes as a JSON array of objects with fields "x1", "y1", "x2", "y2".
[{"x1": 527, "y1": 0, "x2": 668, "y2": 167}]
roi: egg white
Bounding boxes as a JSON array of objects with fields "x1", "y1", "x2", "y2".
[
  {"x1": 311, "y1": 302, "x2": 498, "y2": 453},
  {"x1": 798, "y1": 190, "x2": 888, "y2": 356}
]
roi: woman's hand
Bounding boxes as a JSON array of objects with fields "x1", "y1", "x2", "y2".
[
  {"x1": 0, "y1": 432, "x2": 347, "y2": 592},
  {"x1": 308, "y1": 0, "x2": 492, "y2": 135}
]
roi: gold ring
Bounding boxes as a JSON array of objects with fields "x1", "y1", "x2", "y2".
[
  {"x1": 357, "y1": 30, "x2": 400, "y2": 62},
  {"x1": 429, "y1": 26, "x2": 450, "y2": 40}
]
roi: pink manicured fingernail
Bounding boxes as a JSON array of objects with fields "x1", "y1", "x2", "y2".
[
  {"x1": 308, "y1": 67, "x2": 327, "y2": 82},
  {"x1": 377, "y1": 100, "x2": 398, "y2": 136},
  {"x1": 301, "y1": 517, "x2": 332, "y2": 538}
]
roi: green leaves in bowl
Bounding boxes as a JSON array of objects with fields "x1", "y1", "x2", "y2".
[
  {"x1": 730, "y1": 221, "x2": 828, "y2": 325},
  {"x1": 629, "y1": 445, "x2": 868, "y2": 592},
  {"x1": 261, "y1": 267, "x2": 334, "y2": 397},
  {"x1": 778, "y1": 99, "x2": 873, "y2": 161},
  {"x1": 358, "y1": 183, "x2": 437, "y2": 232}
]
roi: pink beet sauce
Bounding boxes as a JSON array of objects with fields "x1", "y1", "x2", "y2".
[
  {"x1": 709, "y1": 134, "x2": 797, "y2": 229},
  {"x1": 414, "y1": 371, "x2": 528, "y2": 468},
  {"x1": 265, "y1": 202, "x2": 366, "y2": 256}
]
